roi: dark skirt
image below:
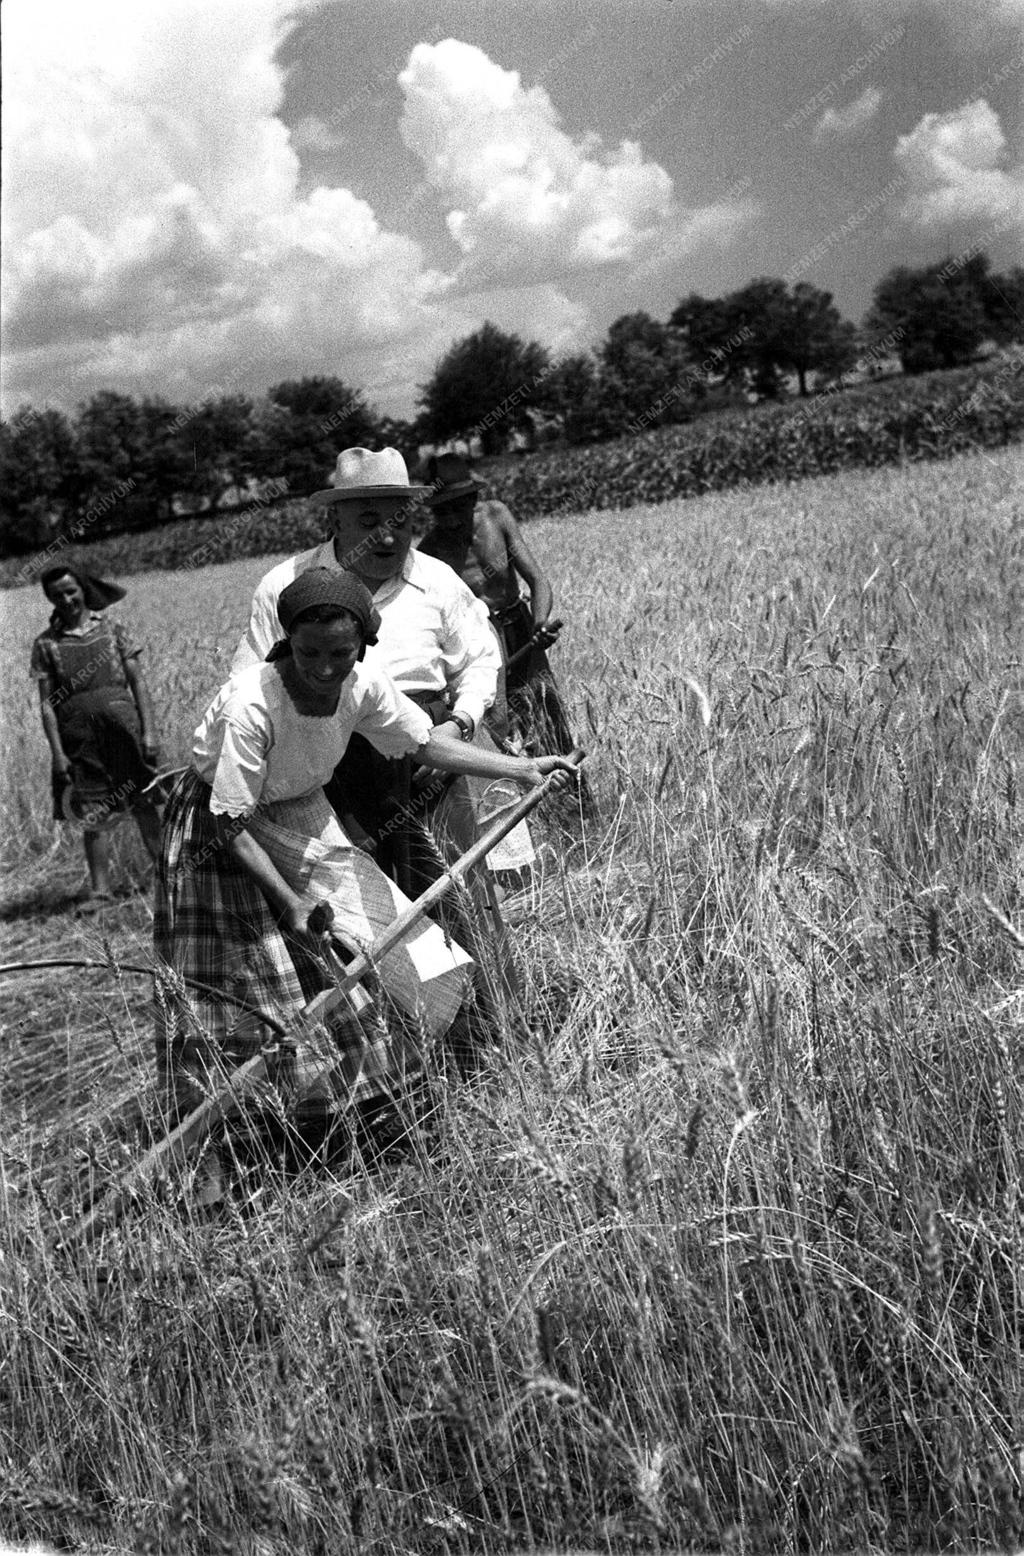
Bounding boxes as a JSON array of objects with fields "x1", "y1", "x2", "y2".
[
  {"x1": 490, "y1": 600, "x2": 594, "y2": 818},
  {"x1": 323, "y1": 691, "x2": 482, "y2": 896},
  {"x1": 490, "y1": 599, "x2": 578, "y2": 755},
  {"x1": 54, "y1": 688, "x2": 154, "y2": 821},
  {"x1": 323, "y1": 726, "x2": 535, "y2": 888}
]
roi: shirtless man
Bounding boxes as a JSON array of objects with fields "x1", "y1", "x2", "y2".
[
  {"x1": 418, "y1": 453, "x2": 560, "y2": 743},
  {"x1": 419, "y1": 460, "x2": 553, "y2": 625},
  {"x1": 419, "y1": 455, "x2": 593, "y2": 818}
]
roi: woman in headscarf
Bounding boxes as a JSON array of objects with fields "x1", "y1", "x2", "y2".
[
  {"x1": 154, "y1": 567, "x2": 574, "y2": 1149},
  {"x1": 30, "y1": 565, "x2": 165, "y2": 904}
]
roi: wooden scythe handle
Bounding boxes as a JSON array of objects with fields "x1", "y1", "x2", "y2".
[{"x1": 69, "y1": 750, "x2": 586, "y2": 1245}]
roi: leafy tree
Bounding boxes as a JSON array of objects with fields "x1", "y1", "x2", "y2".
[
  {"x1": 175, "y1": 395, "x2": 256, "y2": 511},
  {"x1": 601, "y1": 312, "x2": 675, "y2": 373},
  {"x1": 74, "y1": 392, "x2": 196, "y2": 528},
  {"x1": 968, "y1": 256, "x2": 1024, "y2": 345},
  {"x1": 260, "y1": 377, "x2": 380, "y2": 493},
  {"x1": 418, "y1": 322, "x2": 550, "y2": 455},
  {"x1": 783, "y1": 283, "x2": 858, "y2": 394},
  {"x1": 673, "y1": 280, "x2": 857, "y2": 397},
  {"x1": 865, "y1": 262, "x2": 988, "y2": 373},
  {"x1": 721, "y1": 278, "x2": 793, "y2": 398},
  {"x1": 76, "y1": 391, "x2": 139, "y2": 486},
  {"x1": 537, "y1": 353, "x2": 604, "y2": 443},
  {"x1": 73, "y1": 392, "x2": 154, "y2": 533},
  {"x1": 244, "y1": 399, "x2": 292, "y2": 486},
  {"x1": 597, "y1": 312, "x2": 695, "y2": 430},
  {"x1": 137, "y1": 398, "x2": 194, "y2": 521},
  {"x1": 376, "y1": 416, "x2": 422, "y2": 470},
  {"x1": 670, "y1": 292, "x2": 747, "y2": 391},
  {"x1": 0, "y1": 406, "x2": 80, "y2": 554}
]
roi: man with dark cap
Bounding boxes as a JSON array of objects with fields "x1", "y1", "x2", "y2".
[{"x1": 418, "y1": 453, "x2": 592, "y2": 814}]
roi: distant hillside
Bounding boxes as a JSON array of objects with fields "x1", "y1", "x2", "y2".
[{"x1": 3, "y1": 353, "x2": 1020, "y2": 590}]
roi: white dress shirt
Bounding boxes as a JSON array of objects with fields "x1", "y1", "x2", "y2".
[
  {"x1": 193, "y1": 661, "x2": 432, "y2": 816},
  {"x1": 230, "y1": 545, "x2": 499, "y2": 733}
]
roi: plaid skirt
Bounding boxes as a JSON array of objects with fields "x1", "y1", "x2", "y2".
[{"x1": 153, "y1": 770, "x2": 473, "y2": 1116}]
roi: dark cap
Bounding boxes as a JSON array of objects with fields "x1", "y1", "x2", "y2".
[
  {"x1": 422, "y1": 453, "x2": 485, "y2": 507},
  {"x1": 276, "y1": 567, "x2": 381, "y2": 642}
]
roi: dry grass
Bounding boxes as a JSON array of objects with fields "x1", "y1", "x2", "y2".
[{"x1": 0, "y1": 447, "x2": 1022, "y2": 1554}]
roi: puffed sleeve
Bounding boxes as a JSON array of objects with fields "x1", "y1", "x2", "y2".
[{"x1": 206, "y1": 710, "x2": 272, "y2": 817}]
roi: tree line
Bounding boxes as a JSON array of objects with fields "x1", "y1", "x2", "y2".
[
  {"x1": 423, "y1": 253, "x2": 1023, "y2": 450},
  {"x1": 2, "y1": 252, "x2": 1021, "y2": 555}
]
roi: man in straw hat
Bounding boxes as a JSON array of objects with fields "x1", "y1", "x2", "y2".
[
  {"x1": 159, "y1": 565, "x2": 577, "y2": 1166},
  {"x1": 418, "y1": 453, "x2": 593, "y2": 817},
  {"x1": 232, "y1": 447, "x2": 510, "y2": 896}
]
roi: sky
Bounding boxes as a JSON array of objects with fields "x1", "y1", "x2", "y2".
[{"x1": 2, "y1": 0, "x2": 1022, "y2": 422}]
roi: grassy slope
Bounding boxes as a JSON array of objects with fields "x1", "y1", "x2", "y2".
[
  {"x1": 2, "y1": 353, "x2": 1021, "y2": 590},
  {"x1": 0, "y1": 447, "x2": 1022, "y2": 1554}
]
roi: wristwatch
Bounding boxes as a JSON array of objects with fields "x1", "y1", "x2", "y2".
[{"x1": 450, "y1": 710, "x2": 475, "y2": 741}]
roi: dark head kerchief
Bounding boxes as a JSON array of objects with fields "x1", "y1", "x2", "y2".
[{"x1": 276, "y1": 567, "x2": 381, "y2": 643}]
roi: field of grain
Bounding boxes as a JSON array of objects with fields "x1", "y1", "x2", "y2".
[{"x1": 0, "y1": 447, "x2": 1022, "y2": 1554}]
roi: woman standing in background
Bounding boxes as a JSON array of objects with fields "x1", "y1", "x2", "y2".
[{"x1": 30, "y1": 565, "x2": 164, "y2": 904}]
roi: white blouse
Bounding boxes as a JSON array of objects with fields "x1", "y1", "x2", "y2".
[
  {"x1": 192, "y1": 661, "x2": 432, "y2": 817},
  {"x1": 230, "y1": 546, "x2": 499, "y2": 732}
]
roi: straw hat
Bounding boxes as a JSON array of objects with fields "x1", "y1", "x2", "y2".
[{"x1": 310, "y1": 447, "x2": 430, "y2": 507}]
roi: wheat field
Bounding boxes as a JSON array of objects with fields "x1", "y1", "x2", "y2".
[{"x1": 0, "y1": 446, "x2": 1022, "y2": 1554}]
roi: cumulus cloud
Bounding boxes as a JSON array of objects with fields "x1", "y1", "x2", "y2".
[
  {"x1": 288, "y1": 116, "x2": 350, "y2": 155},
  {"x1": 0, "y1": 0, "x2": 439, "y2": 407},
  {"x1": 893, "y1": 99, "x2": 1024, "y2": 230},
  {"x1": 813, "y1": 86, "x2": 883, "y2": 142},
  {"x1": 398, "y1": 38, "x2": 682, "y2": 283},
  {"x1": 1, "y1": 9, "x2": 744, "y2": 415}
]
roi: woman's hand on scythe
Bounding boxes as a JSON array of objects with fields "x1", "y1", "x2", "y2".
[
  {"x1": 304, "y1": 899, "x2": 335, "y2": 943},
  {"x1": 514, "y1": 753, "x2": 579, "y2": 792},
  {"x1": 280, "y1": 897, "x2": 335, "y2": 947}
]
